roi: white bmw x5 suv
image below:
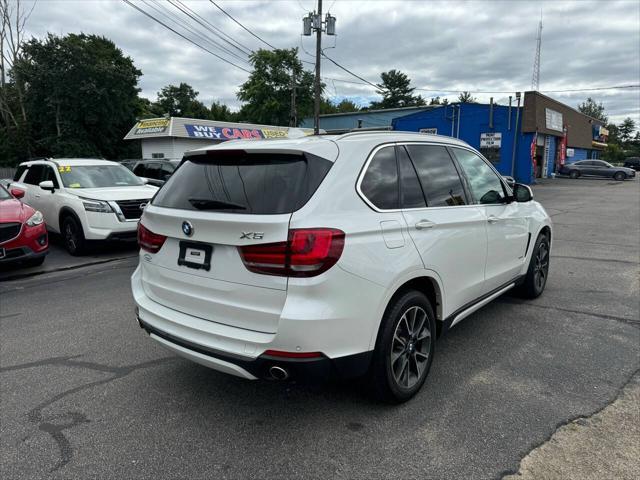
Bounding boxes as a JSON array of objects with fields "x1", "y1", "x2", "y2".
[
  {"x1": 11, "y1": 159, "x2": 158, "y2": 255},
  {"x1": 132, "y1": 132, "x2": 552, "y2": 402}
]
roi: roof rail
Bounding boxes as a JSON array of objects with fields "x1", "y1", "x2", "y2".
[{"x1": 337, "y1": 129, "x2": 438, "y2": 140}]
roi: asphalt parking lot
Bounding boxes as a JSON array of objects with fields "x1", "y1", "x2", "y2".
[{"x1": 1, "y1": 178, "x2": 638, "y2": 479}]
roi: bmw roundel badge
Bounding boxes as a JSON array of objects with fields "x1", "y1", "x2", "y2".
[{"x1": 182, "y1": 221, "x2": 193, "y2": 237}]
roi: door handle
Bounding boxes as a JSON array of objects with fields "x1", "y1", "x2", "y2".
[
  {"x1": 487, "y1": 215, "x2": 501, "y2": 224},
  {"x1": 415, "y1": 220, "x2": 436, "y2": 230},
  {"x1": 35, "y1": 194, "x2": 41, "y2": 198}
]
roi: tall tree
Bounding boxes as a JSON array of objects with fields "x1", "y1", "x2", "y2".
[
  {"x1": 237, "y1": 48, "x2": 314, "y2": 126},
  {"x1": 370, "y1": 69, "x2": 424, "y2": 109},
  {"x1": 457, "y1": 91, "x2": 477, "y2": 103},
  {"x1": 0, "y1": 0, "x2": 35, "y2": 162},
  {"x1": 577, "y1": 97, "x2": 608, "y2": 123},
  {"x1": 155, "y1": 83, "x2": 210, "y2": 119},
  {"x1": 320, "y1": 98, "x2": 360, "y2": 114},
  {"x1": 210, "y1": 100, "x2": 236, "y2": 122},
  {"x1": 14, "y1": 33, "x2": 141, "y2": 159},
  {"x1": 618, "y1": 117, "x2": 636, "y2": 143}
]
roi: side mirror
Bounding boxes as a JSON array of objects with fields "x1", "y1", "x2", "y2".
[
  {"x1": 502, "y1": 175, "x2": 516, "y2": 189},
  {"x1": 39, "y1": 180, "x2": 55, "y2": 192},
  {"x1": 10, "y1": 188, "x2": 25, "y2": 199},
  {"x1": 513, "y1": 183, "x2": 533, "y2": 202}
]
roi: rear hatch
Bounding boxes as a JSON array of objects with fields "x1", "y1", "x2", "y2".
[{"x1": 139, "y1": 143, "x2": 336, "y2": 334}]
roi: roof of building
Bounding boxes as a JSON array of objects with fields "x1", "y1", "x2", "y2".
[
  {"x1": 123, "y1": 117, "x2": 314, "y2": 141},
  {"x1": 300, "y1": 106, "x2": 437, "y2": 130}
]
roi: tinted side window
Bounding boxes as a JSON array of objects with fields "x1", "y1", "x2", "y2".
[
  {"x1": 133, "y1": 163, "x2": 147, "y2": 176},
  {"x1": 360, "y1": 146, "x2": 399, "y2": 210},
  {"x1": 397, "y1": 146, "x2": 426, "y2": 208},
  {"x1": 145, "y1": 163, "x2": 162, "y2": 179},
  {"x1": 451, "y1": 148, "x2": 506, "y2": 205},
  {"x1": 14, "y1": 165, "x2": 28, "y2": 181},
  {"x1": 24, "y1": 165, "x2": 45, "y2": 185},
  {"x1": 406, "y1": 145, "x2": 467, "y2": 207},
  {"x1": 43, "y1": 166, "x2": 60, "y2": 188}
]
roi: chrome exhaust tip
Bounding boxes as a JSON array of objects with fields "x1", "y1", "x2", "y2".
[{"x1": 269, "y1": 365, "x2": 289, "y2": 381}]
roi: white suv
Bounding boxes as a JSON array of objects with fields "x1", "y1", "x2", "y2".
[
  {"x1": 11, "y1": 159, "x2": 158, "y2": 255},
  {"x1": 131, "y1": 132, "x2": 552, "y2": 402}
]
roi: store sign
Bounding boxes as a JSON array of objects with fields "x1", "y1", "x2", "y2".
[
  {"x1": 545, "y1": 108, "x2": 563, "y2": 132},
  {"x1": 480, "y1": 132, "x2": 502, "y2": 148},
  {"x1": 419, "y1": 128, "x2": 438, "y2": 134},
  {"x1": 559, "y1": 127, "x2": 568, "y2": 166},
  {"x1": 567, "y1": 148, "x2": 575, "y2": 157},
  {"x1": 184, "y1": 124, "x2": 290, "y2": 140},
  {"x1": 134, "y1": 118, "x2": 169, "y2": 135}
]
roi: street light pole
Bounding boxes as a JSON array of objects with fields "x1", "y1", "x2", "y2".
[{"x1": 313, "y1": 0, "x2": 322, "y2": 135}]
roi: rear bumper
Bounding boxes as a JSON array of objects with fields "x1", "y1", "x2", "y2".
[
  {"x1": 138, "y1": 316, "x2": 371, "y2": 381},
  {"x1": 131, "y1": 264, "x2": 380, "y2": 381}
]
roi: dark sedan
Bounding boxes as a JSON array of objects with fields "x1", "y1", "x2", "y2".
[{"x1": 559, "y1": 160, "x2": 636, "y2": 181}]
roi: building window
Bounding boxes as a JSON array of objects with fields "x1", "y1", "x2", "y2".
[
  {"x1": 479, "y1": 147, "x2": 501, "y2": 165},
  {"x1": 151, "y1": 153, "x2": 165, "y2": 159}
]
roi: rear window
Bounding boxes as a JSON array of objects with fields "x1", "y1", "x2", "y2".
[{"x1": 152, "y1": 151, "x2": 332, "y2": 214}]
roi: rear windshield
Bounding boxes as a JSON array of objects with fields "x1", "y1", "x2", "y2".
[{"x1": 152, "y1": 151, "x2": 332, "y2": 214}]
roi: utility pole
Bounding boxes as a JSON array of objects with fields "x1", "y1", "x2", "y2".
[
  {"x1": 289, "y1": 71, "x2": 297, "y2": 127},
  {"x1": 303, "y1": 1, "x2": 336, "y2": 135}
]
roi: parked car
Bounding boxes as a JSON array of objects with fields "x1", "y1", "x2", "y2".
[
  {"x1": 131, "y1": 132, "x2": 552, "y2": 403},
  {"x1": 559, "y1": 160, "x2": 636, "y2": 180},
  {"x1": 123, "y1": 159, "x2": 181, "y2": 187},
  {"x1": 0, "y1": 184, "x2": 48, "y2": 267},
  {"x1": 623, "y1": 157, "x2": 640, "y2": 171},
  {"x1": 10, "y1": 158, "x2": 158, "y2": 255}
]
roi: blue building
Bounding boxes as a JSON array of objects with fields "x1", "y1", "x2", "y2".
[{"x1": 393, "y1": 91, "x2": 607, "y2": 185}]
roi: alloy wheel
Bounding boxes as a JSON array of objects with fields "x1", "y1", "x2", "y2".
[
  {"x1": 65, "y1": 223, "x2": 77, "y2": 252},
  {"x1": 390, "y1": 306, "x2": 432, "y2": 389},
  {"x1": 533, "y1": 240, "x2": 549, "y2": 292}
]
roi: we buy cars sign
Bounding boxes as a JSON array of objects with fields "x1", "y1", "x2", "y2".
[{"x1": 184, "y1": 124, "x2": 290, "y2": 140}]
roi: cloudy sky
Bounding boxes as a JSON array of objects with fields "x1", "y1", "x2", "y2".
[{"x1": 23, "y1": 0, "x2": 640, "y2": 125}]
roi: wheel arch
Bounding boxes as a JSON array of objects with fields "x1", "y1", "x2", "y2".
[
  {"x1": 372, "y1": 272, "x2": 445, "y2": 347},
  {"x1": 59, "y1": 206, "x2": 82, "y2": 230}
]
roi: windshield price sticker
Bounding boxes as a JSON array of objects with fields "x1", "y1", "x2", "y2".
[{"x1": 58, "y1": 166, "x2": 72, "y2": 173}]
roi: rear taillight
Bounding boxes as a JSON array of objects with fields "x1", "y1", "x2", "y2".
[
  {"x1": 239, "y1": 228, "x2": 345, "y2": 277},
  {"x1": 137, "y1": 223, "x2": 167, "y2": 253}
]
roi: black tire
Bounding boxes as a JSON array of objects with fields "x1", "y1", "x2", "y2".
[
  {"x1": 369, "y1": 290, "x2": 436, "y2": 403},
  {"x1": 24, "y1": 256, "x2": 45, "y2": 267},
  {"x1": 569, "y1": 170, "x2": 580, "y2": 179},
  {"x1": 614, "y1": 171, "x2": 626, "y2": 181},
  {"x1": 62, "y1": 216, "x2": 86, "y2": 256},
  {"x1": 515, "y1": 233, "x2": 550, "y2": 299}
]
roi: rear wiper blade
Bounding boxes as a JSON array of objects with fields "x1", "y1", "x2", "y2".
[{"x1": 188, "y1": 198, "x2": 246, "y2": 210}]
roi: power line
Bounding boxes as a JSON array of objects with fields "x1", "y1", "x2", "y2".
[
  {"x1": 321, "y1": 52, "x2": 379, "y2": 89},
  {"x1": 170, "y1": 0, "x2": 254, "y2": 56},
  {"x1": 144, "y1": 0, "x2": 249, "y2": 64},
  {"x1": 122, "y1": 0, "x2": 250, "y2": 73},
  {"x1": 209, "y1": 0, "x2": 278, "y2": 50}
]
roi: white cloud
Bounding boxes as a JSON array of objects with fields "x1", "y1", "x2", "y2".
[{"x1": 23, "y1": 0, "x2": 640, "y2": 124}]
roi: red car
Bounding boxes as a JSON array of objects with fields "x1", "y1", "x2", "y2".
[{"x1": 0, "y1": 185, "x2": 48, "y2": 267}]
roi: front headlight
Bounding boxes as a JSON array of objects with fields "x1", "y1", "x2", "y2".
[
  {"x1": 26, "y1": 210, "x2": 44, "y2": 227},
  {"x1": 81, "y1": 198, "x2": 112, "y2": 213}
]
